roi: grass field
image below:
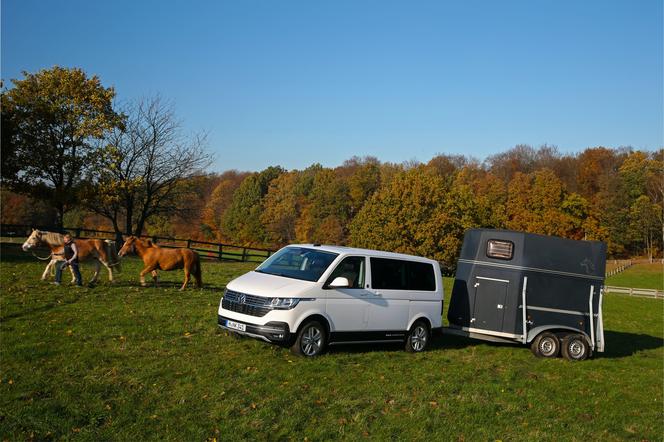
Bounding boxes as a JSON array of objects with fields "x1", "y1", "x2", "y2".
[
  {"x1": 606, "y1": 263, "x2": 664, "y2": 290},
  {"x1": 1, "y1": 243, "x2": 662, "y2": 441}
]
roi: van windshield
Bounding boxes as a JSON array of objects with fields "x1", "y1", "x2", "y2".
[{"x1": 255, "y1": 247, "x2": 339, "y2": 282}]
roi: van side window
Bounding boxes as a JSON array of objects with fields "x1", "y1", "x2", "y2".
[
  {"x1": 325, "y1": 256, "x2": 365, "y2": 289},
  {"x1": 407, "y1": 261, "x2": 436, "y2": 291},
  {"x1": 370, "y1": 258, "x2": 435, "y2": 291}
]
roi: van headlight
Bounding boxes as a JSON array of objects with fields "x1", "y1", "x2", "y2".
[{"x1": 268, "y1": 298, "x2": 301, "y2": 310}]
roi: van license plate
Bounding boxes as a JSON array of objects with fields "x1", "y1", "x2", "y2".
[{"x1": 226, "y1": 320, "x2": 246, "y2": 332}]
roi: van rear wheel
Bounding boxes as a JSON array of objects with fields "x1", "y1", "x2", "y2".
[
  {"x1": 291, "y1": 320, "x2": 326, "y2": 357},
  {"x1": 530, "y1": 332, "x2": 560, "y2": 358},
  {"x1": 405, "y1": 321, "x2": 429, "y2": 353}
]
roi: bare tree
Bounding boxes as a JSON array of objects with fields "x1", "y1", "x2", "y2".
[{"x1": 84, "y1": 96, "x2": 211, "y2": 243}]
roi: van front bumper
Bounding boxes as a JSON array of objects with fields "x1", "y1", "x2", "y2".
[{"x1": 218, "y1": 315, "x2": 290, "y2": 343}]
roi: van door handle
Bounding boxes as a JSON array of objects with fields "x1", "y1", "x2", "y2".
[{"x1": 373, "y1": 292, "x2": 382, "y2": 297}]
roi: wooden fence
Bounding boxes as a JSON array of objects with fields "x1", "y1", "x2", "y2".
[
  {"x1": 604, "y1": 285, "x2": 664, "y2": 299},
  {"x1": 605, "y1": 260, "x2": 633, "y2": 277},
  {"x1": 0, "y1": 224, "x2": 274, "y2": 263}
]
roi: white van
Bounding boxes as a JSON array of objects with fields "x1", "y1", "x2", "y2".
[{"x1": 217, "y1": 244, "x2": 443, "y2": 356}]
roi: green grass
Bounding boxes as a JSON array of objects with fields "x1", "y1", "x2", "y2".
[
  {"x1": 606, "y1": 263, "x2": 664, "y2": 290},
  {"x1": 1, "y1": 243, "x2": 662, "y2": 441}
]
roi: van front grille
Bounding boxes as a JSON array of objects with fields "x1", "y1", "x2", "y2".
[{"x1": 222, "y1": 290, "x2": 271, "y2": 317}]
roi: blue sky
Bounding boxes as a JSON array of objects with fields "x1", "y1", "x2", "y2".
[{"x1": 2, "y1": 0, "x2": 662, "y2": 172}]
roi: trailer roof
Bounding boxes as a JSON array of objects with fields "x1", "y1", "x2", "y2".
[{"x1": 459, "y1": 229, "x2": 607, "y2": 279}]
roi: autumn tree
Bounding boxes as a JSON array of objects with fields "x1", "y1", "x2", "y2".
[
  {"x1": 506, "y1": 169, "x2": 589, "y2": 239},
  {"x1": 221, "y1": 166, "x2": 284, "y2": 245},
  {"x1": 83, "y1": 96, "x2": 210, "y2": 243},
  {"x1": 294, "y1": 168, "x2": 352, "y2": 244},
  {"x1": 201, "y1": 171, "x2": 249, "y2": 240},
  {"x1": 1, "y1": 66, "x2": 123, "y2": 225},
  {"x1": 452, "y1": 165, "x2": 508, "y2": 229},
  {"x1": 350, "y1": 167, "x2": 470, "y2": 266},
  {"x1": 0, "y1": 191, "x2": 54, "y2": 225},
  {"x1": 260, "y1": 171, "x2": 302, "y2": 245},
  {"x1": 485, "y1": 144, "x2": 538, "y2": 184},
  {"x1": 629, "y1": 195, "x2": 659, "y2": 261},
  {"x1": 338, "y1": 156, "x2": 382, "y2": 217}
]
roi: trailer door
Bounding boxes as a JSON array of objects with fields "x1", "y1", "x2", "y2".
[{"x1": 472, "y1": 277, "x2": 509, "y2": 332}]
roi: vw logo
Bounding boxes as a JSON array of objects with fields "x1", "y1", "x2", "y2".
[{"x1": 238, "y1": 293, "x2": 246, "y2": 304}]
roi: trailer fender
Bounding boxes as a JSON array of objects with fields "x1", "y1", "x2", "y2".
[{"x1": 527, "y1": 325, "x2": 591, "y2": 345}]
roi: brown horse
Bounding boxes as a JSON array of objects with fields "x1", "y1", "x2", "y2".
[
  {"x1": 22, "y1": 229, "x2": 121, "y2": 283},
  {"x1": 117, "y1": 236, "x2": 202, "y2": 290}
]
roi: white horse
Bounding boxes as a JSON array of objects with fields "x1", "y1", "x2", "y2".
[{"x1": 22, "y1": 229, "x2": 121, "y2": 283}]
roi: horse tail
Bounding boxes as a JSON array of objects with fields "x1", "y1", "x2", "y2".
[
  {"x1": 192, "y1": 252, "x2": 203, "y2": 288},
  {"x1": 105, "y1": 240, "x2": 122, "y2": 272}
]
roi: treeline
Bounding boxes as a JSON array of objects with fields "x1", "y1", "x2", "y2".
[
  {"x1": 4, "y1": 143, "x2": 662, "y2": 265},
  {"x1": 193, "y1": 146, "x2": 661, "y2": 264},
  {"x1": 2, "y1": 68, "x2": 662, "y2": 264}
]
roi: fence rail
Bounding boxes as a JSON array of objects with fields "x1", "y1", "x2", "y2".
[
  {"x1": 605, "y1": 260, "x2": 633, "y2": 277},
  {"x1": 0, "y1": 224, "x2": 275, "y2": 263},
  {"x1": 604, "y1": 285, "x2": 664, "y2": 299}
]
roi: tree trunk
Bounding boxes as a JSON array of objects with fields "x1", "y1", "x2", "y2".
[
  {"x1": 125, "y1": 201, "x2": 134, "y2": 236},
  {"x1": 111, "y1": 219, "x2": 124, "y2": 249},
  {"x1": 55, "y1": 203, "x2": 65, "y2": 229},
  {"x1": 135, "y1": 216, "x2": 146, "y2": 238}
]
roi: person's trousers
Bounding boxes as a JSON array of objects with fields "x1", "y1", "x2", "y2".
[{"x1": 55, "y1": 261, "x2": 82, "y2": 286}]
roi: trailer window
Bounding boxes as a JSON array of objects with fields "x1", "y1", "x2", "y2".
[{"x1": 487, "y1": 240, "x2": 514, "y2": 260}]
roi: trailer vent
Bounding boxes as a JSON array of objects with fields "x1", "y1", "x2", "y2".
[{"x1": 487, "y1": 240, "x2": 514, "y2": 260}]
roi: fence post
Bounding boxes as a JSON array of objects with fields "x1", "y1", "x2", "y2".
[
  {"x1": 75, "y1": 228, "x2": 81, "y2": 238},
  {"x1": 242, "y1": 248, "x2": 247, "y2": 262},
  {"x1": 187, "y1": 239, "x2": 192, "y2": 249},
  {"x1": 152, "y1": 236, "x2": 158, "y2": 244},
  {"x1": 218, "y1": 244, "x2": 223, "y2": 260}
]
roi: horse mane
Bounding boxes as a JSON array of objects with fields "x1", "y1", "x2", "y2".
[
  {"x1": 144, "y1": 239, "x2": 160, "y2": 248},
  {"x1": 41, "y1": 231, "x2": 64, "y2": 246}
]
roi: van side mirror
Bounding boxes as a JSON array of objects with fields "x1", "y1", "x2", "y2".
[{"x1": 328, "y1": 276, "x2": 351, "y2": 288}]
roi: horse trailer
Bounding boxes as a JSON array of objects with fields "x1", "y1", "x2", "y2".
[{"x1": 446, "y1": 229, "x2": 606, "y2": 361}]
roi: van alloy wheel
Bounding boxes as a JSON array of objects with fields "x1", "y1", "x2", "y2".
[
  {"x1": 301, "y1": 326, "x2": 323, "y2": 356},
  {"x1": 291, "y1": 320, "x2": 327, "y2": 357},
  {"x1": 405, "y1": 321, "x2": 429, "y2": 353}
]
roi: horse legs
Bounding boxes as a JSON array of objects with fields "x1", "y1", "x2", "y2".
[
  {"x1": 139, "y1": 265, "x2": 158, "y2": 287},
  {"x1": 42, "y1": 259, "x2": 56, "y2": 280},
  {"x1": 70, "y1": 265, "x2": 77, "y2": 284},
  {"x1": 100, "y1": 260, "x2": 114, "y2": 282},
  {"x1": 89, "y1": 259, "x2": 101, "y2": 283},
  {"x1": 151, "y1": 270, "x2": 159, "y2": 287},
  {"x1": 179, "y1": 268, "x2": 191, "y2": 291}
]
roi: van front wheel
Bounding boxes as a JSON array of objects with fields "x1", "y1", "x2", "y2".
[
  {"x1": 405, "y1": 321, "x2": 429, "y2": 353},
  {"x1": 291, "y1": 321, "x2": 326, "y2": 357}
]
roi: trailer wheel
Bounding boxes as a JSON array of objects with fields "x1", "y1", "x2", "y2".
[
  {"x1": 561, "y1": 334, "x2": 591, "y2": 361},
  {"x1": 405, "y1": 320, "x2": 429, "y2": 353},
  {"x1": 530, "y1": 332, "x2": 560, "y2": 358}
]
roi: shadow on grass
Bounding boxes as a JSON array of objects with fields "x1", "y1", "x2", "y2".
[
  {"x1": 601, "y1": 330, "x2": 663, "y2": 358},
  {"x1": 325, "y1": 331, "x2": 518, "y2": 355},
  {"x1": 95, "y1": 280, "x2": 227, "y2": 291},
  {"x1": 0, "y1": 290, "x2": 87, "y2": 322},
  {"x1": 325, "y1": 329, "x2": 663, "y2": 358}
]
